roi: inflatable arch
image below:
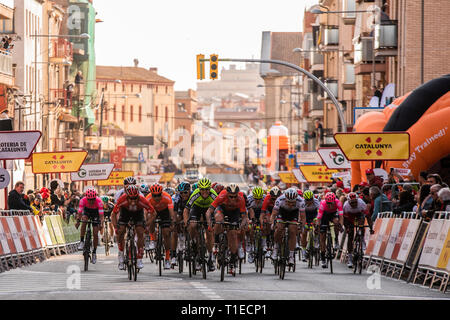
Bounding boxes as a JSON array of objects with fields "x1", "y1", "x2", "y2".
[{"x1": 351, "y1": 75, "x2": 450, "y2": 187}]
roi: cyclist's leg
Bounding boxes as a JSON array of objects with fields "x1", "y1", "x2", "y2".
[
  {"x1": 332, "y1": 216, "x2": 340, "y2": 245},
  {"x1": 288, "y1": 224, "x2": 297, "y2": 252},
  {"x1": 188, "y1": 208, "x2": 199, "y2": 242},
  {"x1": 345, "y1": 218, "x2": 354, "y2": 254},
  {"x1": 80, "y1": 213, "x2": 89, "y2": 240},
  {"x1": 214, "y1": 208, "x2": 224, "y2": 236},
  {"x1": 117, "y1": 209, "x2": 130, "y2": 252}
]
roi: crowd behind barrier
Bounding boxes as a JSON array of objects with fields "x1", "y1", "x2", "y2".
[
  {"x1": 0, "y1": 210, "x2": 80, "y2": 273},
  {"x1": 355, "y1": 211, "x2": 450, "y2": 293}
]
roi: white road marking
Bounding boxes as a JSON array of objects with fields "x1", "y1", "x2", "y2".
[{"x1": 190, "y1": 282, "x2": 224, "y2": 300}]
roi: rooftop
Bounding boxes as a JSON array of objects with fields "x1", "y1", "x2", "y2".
[{"x1": 96, "y1": 66, "x2": 174, "y2": 84}]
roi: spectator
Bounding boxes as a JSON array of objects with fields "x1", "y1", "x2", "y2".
[
  {"x1": 0, "y1": 109, "x2": 9, "y2": 120},
  {"x1": 8, "y1": 181, "x2": 32, "y2": 211},
  {"x1": 421, "y1": 184, "x2": 443, "y2": 220},
  {"x1": 30, "y1": 195, "x2": 42, "y2": 218},
  {"x1": 415, "y1": 184, "x2": 431, "y2": 213},
  {"x1": 75, "y1": 71, "x2": 84, "y2": 84},
  {"x1": 393, "y1": 190, "x2": 416, "y2": 215},
  {"x1": 426, "y1": 174, "x2": 443, "y2": 186},
  {"x1": 50, "y1": 181, "x2": 65, "y2": 214},
  {"x1": 437, "y1": 188, "x2": 450, "y2": 212},
  {"x1": 419, "y1": 171, "x2": 428, "y2": 186},
  {"x1": 314, "y1": 120, "x2": 324, "y2": 146},
  {"x1": 370, "y1": 186, "x2": 392, "y2": 222},
  {"x1": 366, "y1": 169, "x2": 384, "y2": 189}
]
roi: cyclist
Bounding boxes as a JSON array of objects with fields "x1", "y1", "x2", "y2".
[
  {"x1": 261, "y1": 187, "x2": 282, "y2": 257},
  {"x1": 171, "y1": 182, "x2": 191, "y2": 266},
  {"x1": 113, "y1": 185, "x2": 155, "y2": 270},
  {"x1": 114, "y1": 176, "x2": 138, "y2": 202},
  {"x1": 300, "y1": 190, "x2": 320, "y2": 262},
  {"x1": 140, "y1": 183, "x2": 150, "y2": 197},
  {"x1": 101, "y1": 195, "x2": 115, "y2": 246},
  {"x1": 246, "y1": 186, "x2": 265, "y2": 264},
  {"x1": 206, "y1": 184, "x2": 248, "y2": 274},
  {"x1": 146, "y1": 184, "x2": 176, "y2": 270},
  {"x1": 192, "y1": 183, "x2": 199, "y2": 192},
  {"x1": 76, "y1": 188, "x2": 104, "y2": 264},
  {"x1": 213, "y1": 183, "x2": 225, "y2": 195},
  {"x1": 343, "y1": 192, "x2": 374, "y2": 268},
  {"x1": 317, "y1": 192, "x2": 344, "y2": 268},
  {"x1": 164, "y1": 187, "x2": 176, "y2": 197},
  {"x1": 183, "y1": 178, "x2": 218, "y2": 272},
  {"x1": 269, "y1": 188, "x2": 305, "y2": 266}
]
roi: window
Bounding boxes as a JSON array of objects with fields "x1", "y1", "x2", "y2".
[
  {"x1": 156, "y1": 86, "x2": 158, "y2": 94},
  {"x1": 122, "y1": 105, "x2": 125, "y2": 121},
  {"x1": 114, "y1": 83, "x2": 116, "y2": 92},
  {"x1": 130, "y1": 105, "x2": 133, "y2": 122},
  {"x1": 165, "y1": 86, "x2": 168, "y2": 94},
  {"x1": 139, "y1": 85, "x2": 142, "y2": 92},
  {"x1": 113, "y1": 105, "x2": 116, "y2": 121},
  {"x1": 96, "y1": 82, "x2": 98, "y2": 90},
  {"x1": 104, "y1": 107, "x2": 108, "y2": 121},
  {"x1": 178, "y1": 103, "x2": 186, "y2": 112},
  {"x1": 95, "y1": 109, "x2": 98, "y2": 121},
  {"x1": 139, "y1": 105, "x2": 142, "y2": 122},
  {"x1": 165, "y1": 106, "x2": 168, "y2": 123},
  {"x1": 155, "y1": 106, "x2": 158, "y2": 119},
  {"x1": 122, "y1": 84, "x2": 125, "y2": 92},
  {"x1": 131, "y1": 84, "x2": 133, "y2": 92}
]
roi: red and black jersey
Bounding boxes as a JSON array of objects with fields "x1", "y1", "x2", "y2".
[{"x1": 113, "y1": 194, "x2": 155, "y2": 214}]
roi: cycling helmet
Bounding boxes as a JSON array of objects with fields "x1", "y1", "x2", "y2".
[
  {"x1": 226, "y1": 183, "x2": 240, "y2": 194},
  {"x1": 150, "y1": 184, "x2": 163, "y2": 195},
  {"x1": 325, "y1": 192, "x2": 336, "y2": 203},
  {"x1": 297, "y1": 189, "x2": 303, "y2": 197},
  {"x1": 211, "y1": 182, "x2": 217, "y2": 189},
  {"x1": 101, "y1": 195, "x2": 109, "y2": 203},
  {"x1": 177, "y1": 182, "x2": 191, "y2": 193},
  {"x1": 269, "y1": 187, "x2": 281, "y2": 198},
  {"x1": 164, "y1": 187, "x2": 175, "y2": 197},
  {"x1": 198, "y1": 178, "x2": 212, "y2": 189},
  {"x1": 252, "y1": 187, "x2": 264, "y2": 200},
  {"x1": 123, "y1": 176, "x2": 136, "y2": 186},
  {"x1": 192, "y1": 183, "x2": 199, "y2": 191},
  {"x1": 303, "y1": 190, "x2": 314, "y2": 201},
  {"x1": 347, "y1": 192, "x2": 358, "y2": 201},
  {"x1": 125, "y1": 185, "x2": 139, "y2": 198},
  {"x1": 285, "y1": 188, "x2": 298, "y2": 201},
  {"x1": 139, "y1": 183, "x2": 149, "y2": 194},
  {"x1": 213, "y1": 183, "x2": 224, "y2": 195},
  {"x1": 85, "y1": 188, "x2": 97, "y2": 200}
]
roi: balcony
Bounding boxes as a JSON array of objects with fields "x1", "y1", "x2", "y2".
[
  {"x1": 310, "y1": 51, "x2": 324, "y2": 68},
  {"x1": 50, "y1": 39, "x2": 73, "y2": 64},
  {"x1": 309, "y1": 94, "x2": 323, "y2": 118},
  {"x1": 354, "y1": 37, "x2": 384, "y2": 64},
  {"x1": 323, "y1": 27, "x2": 339, "y2": 47},
  {"x1": 0, "y1": 50, "x2": 13, "y2": 86},
  {"x1": 343, "y1": 64, "x2": 355, "y2": 90},
  {"x1": 50, "y1": 89, "x2": 72, "y2": 108},
  {"x1": 324, "y1": 79, "x2": 338, "y2": 100},
  {"x1": 374, "y1": 20, "x2": 398, "y2": 56},
  {"x1": 342, "y1": 0, "x2": 356, "y2": 25}
]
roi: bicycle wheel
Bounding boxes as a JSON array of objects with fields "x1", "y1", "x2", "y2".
[
  {"x1": 219, "y1": 234, "x2": 226, "y2": 282},
  {"x1": 280, "y1": 232, "x2": 289, "y2": 280},
  {"x1": 104, "y1": 223, "x2": 110, "y2": 256},
  {"x1": 198, "y1": 226, "x2": 207, "y2": 280},
  {"x1": 186, "y1": 233, "x2": 193, "y2": 278},
  {"x1": 307, "y1": 230, "x2": 313, "y2": 269},
  {"x1": 131, "y1": 236, "x2": 138, "y2": 281},
  {"x1": 83, "y1": 228, "x2": 91, "y2": 272},
  {"x1": 327, "y1": 231, "x2": 333, "y2": 274},
  {"x1": 157, "y1": 229, "x2": 163, "y2": 277}
]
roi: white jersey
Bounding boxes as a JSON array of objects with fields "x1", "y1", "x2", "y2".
[
  {"x1": 343, "y1": 198, "x2": 367, "y2": 216},
  {"x1": 274, "y1": 195, "x2": 305, "y2": 212}
]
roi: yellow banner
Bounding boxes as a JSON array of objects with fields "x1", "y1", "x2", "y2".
[
  {"x1": 437, "y1": 226, "x2": 450, "y2": 270},
  {"x1": 278, "y1": 172, "x2": 299, "y2": 184},
  {"x1": 32, "y1": 151, "x2": 87, "y2": 174},
  {"x1": 299, "y1": 165, "x2": 339, "y2": 183},
  {"x1": 334, "y1": 132, "x2": 410, "y2": 161},
  {"x1": 159, "y1": 172, "x2": 175, "y2": 183},
  {"x1": 97, "y1": 171, "x2": 134, "y2": 186}
]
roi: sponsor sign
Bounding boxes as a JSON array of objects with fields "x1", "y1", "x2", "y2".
[
  {"x1": 296, "y1": 152, "x2": 322, "y2": 165},
  {"x1": 0, "y1": 168, "x2": 10, "y2": 189},
  {"x1": 278, "y1": 172, "x2": 299, "y2": 184},
  {"x1": 159, "y1": 172, "x2": 175, "y2": 183},
  {"x1": 292, "y1": 169, "x2": 307, "y2": 183},
  {"x1": 392, "y1": 168, "x2": 411, "y2": 177},
  {"x1": 136, "y1": 175, "x2": 162, "y2": 185},
  {"x1": 117, "y1": 146, "x2": 127, "y2": 158},
  {"x1": 299, "y1": 165, "x2": 339, "y2": 183},
  {"x1": 32, "y1": 151, "x2": 87, "y2": 174},
  {"x1": 334, "y1": 132, "x2": 410, "y2": 160},
  {"x1": 70, "y1": 163, "x2": 115, "y2": 182},
  {"x1": 0, "y1": 131, "x2": 41, "y2": 160},
  {"x1": 110, "y1": 152, "x2": 122, "y2": 169},
  {"x1": 318, "y1": 147, "x2": 351, "y2": 169},
  {"x1": 97, "y1": 171, "x2": 134, "y2": 186}
]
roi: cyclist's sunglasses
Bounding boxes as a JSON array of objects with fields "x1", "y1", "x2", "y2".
[
  {"x1": 181, "y1": 191, "x2": 190, "y2": 195},
  {"x1": 200, "y1": 188, "x2": 210, "y2": 191},
  {"x1": 228, "y1": 194, "x2": 238, "y2": 199},
  {"x1": 128, "y1": 196, "x2": 139, "y2": 201},
  {"x1": 152, "y1": 193, "x2": 162, "y2": 198}
]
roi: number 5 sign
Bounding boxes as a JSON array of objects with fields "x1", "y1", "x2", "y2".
[{"x1": 0, "y1": 168, "x2": 10, "y2": 189}]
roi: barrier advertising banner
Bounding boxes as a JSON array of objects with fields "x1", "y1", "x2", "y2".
[
  {"x1": 384, "y1": 218, "x2": 404, "y2": 259},
  {"x1": 334, "y1": 132, "x2": 410, "y2": 161},
  {"x1": 437, "y1": 221, "x2": 450, "y2": 270},
  {"x1": 32, "y1": 151, "x2": 88, "y2": 174},
  {"x1": 71, "y1": 163, "x2": 115, "y2": 182},
  {"x1": 97, "y1": 171, "x2": 134, "y2": 186},
  {"x1": 391, "y1": 219, "x2": 411, "y2": 261},
  {"x1": 397, "y1": 219, "x2": 421, "y2": 263}
]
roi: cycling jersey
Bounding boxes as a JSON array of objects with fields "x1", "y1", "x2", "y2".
[
  {"x1": 343, "y1": 198, "x2": 369, "y2": 222},
  {"x1": 273, "y1": 195, "x2": 305, "y2": 221},
  {"x1": 246, "y1": 194, "x2": 263, "y2": 220},
  {"x1": 146, "y1": 191, "x2": 174, "y2": 212},
  {"x1": 261, "y1": 194, "x2": 277, "y2": 214},
  {"x1": 78, "y1": 197, "x2": 104, "y2": 216},
  {"x1": 317, "y1": 199, "x2": 344, "y2": 219},
  {"x1": 186, "y1": 188, "x2": 218, "y2": 209},
  {"x1": 210, "y1": 190, "x2": 246, "y2": 214},
  {"x1": 172, "y1": 193, "x2": 190, "y2": 216},
  {"x1": 103, "y1": 202, "x2": 114, "y2": 219},
  {"x1": 113, "y1": 194, "x2": 155, "y2": 214},
  {"x1": 114, "y1": 188, "x2": 143, "y2": 203},
  {"x1": 304, "y1": 198, "x2": 320, "y2": 223}
]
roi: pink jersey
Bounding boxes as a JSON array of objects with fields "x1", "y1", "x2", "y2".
[
  {"x1": 318, "y1": 199, "x2": 343, "y2": 219},
  {"x1": 78, "y1": 197, "x2": 104, "y2": 215}
]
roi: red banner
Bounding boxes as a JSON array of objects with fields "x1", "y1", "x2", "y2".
[{"x1": 110, "y1": 152, "x2": 122, "y2": 169}]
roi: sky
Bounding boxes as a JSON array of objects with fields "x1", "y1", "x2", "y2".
[{"x1": 94, "y1": 0, "x2": 319, "y2": 91}]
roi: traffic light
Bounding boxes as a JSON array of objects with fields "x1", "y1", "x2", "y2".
[
  {"x1": 210, "y1": 54, "x2": 219, "y2": 80},
  {"x1": 196, "y1": 54, "x2": 205, "y2": 80}
]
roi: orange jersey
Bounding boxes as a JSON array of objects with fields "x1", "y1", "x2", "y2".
[
  {"x1": 146, "y1": 191, "x2": 174, "y2": 212},
  {"x1": 211, "y1": 190, "x2": 247, "y2": 213}
]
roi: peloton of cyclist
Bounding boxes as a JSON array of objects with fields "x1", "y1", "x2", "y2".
[
  {"x1": 300, "y1": 190, "x2": 320, "y2": 262},
  {"x1": 245, "y1": 186, "x2": 265, "y2": 264},
  {"x1": 171, "y1": 182, "x2": 192, "y2": 266},
  {"x1": 261, "y1": 187, "x2": 282, "y2": 257}
]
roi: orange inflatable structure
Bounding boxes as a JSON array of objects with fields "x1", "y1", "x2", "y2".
[{"x1": 352, "y1": 75, "x2": 450, "y2": 186}]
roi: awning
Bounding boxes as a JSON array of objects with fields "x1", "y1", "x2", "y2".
[{"x1": 59, "y1": 112, "x2": 78, "y2": 123}]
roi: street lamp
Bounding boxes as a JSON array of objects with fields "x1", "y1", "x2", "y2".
[{"x1": 310, "y1": 8, "x2": 377, "y2": 14}]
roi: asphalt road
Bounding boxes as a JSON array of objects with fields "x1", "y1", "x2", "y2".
[{"x1": 0, "y1": 245, "x2": 448, "y2": 300}]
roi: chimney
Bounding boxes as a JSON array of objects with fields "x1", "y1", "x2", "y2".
[
  {"x1": 133, "y1": 59, "x2": 139, "y2": 67},
  {"x1": 149, "y1": 67, "x2": 158, "y2": 73}
]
